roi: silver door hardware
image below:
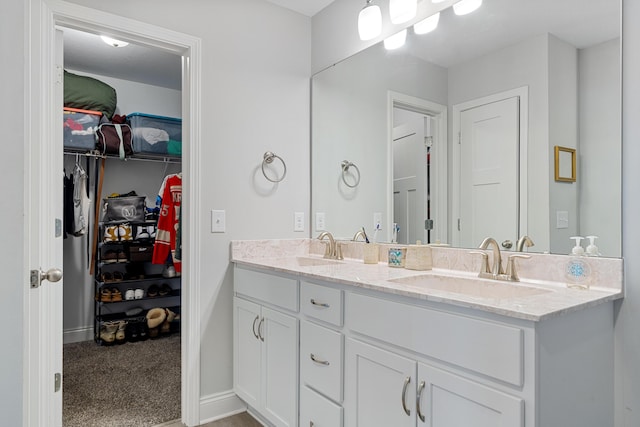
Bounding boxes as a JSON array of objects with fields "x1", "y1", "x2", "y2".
[
  {"x1": 424, "y1": 219, "x2": 434, "y2": 230},
  {"x1": 55, "y1": 218, "x2": 62, "y2": 237},
  {"x1": 310, "y1": 353, "x2": 330, "y2": 366},
  {"x1": 54, "y1": 372, "x2": 61, "y2": 392},
  {"x1": 30, "y1": 268, "x2": 63, "y2": 288},
  {"x1": 310, "y1": 299, "x2": 330, "y2": 308}
]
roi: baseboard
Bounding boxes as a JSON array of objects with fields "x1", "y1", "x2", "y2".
[
  {"x1": 199, "y1": 390, "x2": 247, "y2": 425},
  {"x1": 63, "y1": 326, "x2": 93, "y2": 344}
]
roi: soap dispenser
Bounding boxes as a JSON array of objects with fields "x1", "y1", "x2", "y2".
[
  {"x1": 585, "y1": 235, "x2": 600, "y2": 257},
  {"x1": 566, "y1": 236, "x2": 591, "y2": 289}
]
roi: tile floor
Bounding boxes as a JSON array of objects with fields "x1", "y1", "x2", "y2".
[{"x1": 156, "y1": 412, "x2": 262, "y2": 427}]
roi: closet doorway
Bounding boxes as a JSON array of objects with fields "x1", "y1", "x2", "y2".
[{"x1": 26, "y1": 3, "x2": 202, "y2": 426}]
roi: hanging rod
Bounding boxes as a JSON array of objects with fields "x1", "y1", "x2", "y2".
[{"x1": 63, "y1": 150, "x2": 181, "y2": 165}]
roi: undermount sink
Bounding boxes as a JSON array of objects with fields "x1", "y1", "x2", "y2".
[
  {"x1": 389, "y1": 274, "x2": 552, "y2": 299},
  {"x1": 291, "y1": 256, "x2": 343, "y2": 267}
]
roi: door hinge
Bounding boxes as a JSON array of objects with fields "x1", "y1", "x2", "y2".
[
  {"x1": 55, "y1": 65, "x2": 63, "y2": 84},
  {"x1": 457, "y1": 218, "x2": 461, "y2": 231},
  {"x1": 54, "y1": 372, "x2": 61, "y2": 392},
  {"x1": 458, "y1": 132, "x2": 461, "y2": 144}
]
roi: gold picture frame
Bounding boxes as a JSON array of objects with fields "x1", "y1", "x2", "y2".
[{"x1": 554, "y1": 146, "x2": 576, "y2": 182}]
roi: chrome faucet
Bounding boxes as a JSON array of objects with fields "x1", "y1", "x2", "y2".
[
  {"x1": 318, "y1": 232, "x2": 342, "y2": 259},
  {"x1": 516, "y1": 235, "x2": 535, "y2": 252},
  {"x1": 353, "y1": 230, "x2": 367, "y2": 242},
  {"x1": 478, "y1": 237, "x2": 504, "y2": 277}
]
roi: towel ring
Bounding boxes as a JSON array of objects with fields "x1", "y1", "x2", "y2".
[
  {"x1": 341, "y1": 160, "x2": 361, "y2": 188},
  {"x1": 262, "y1": 151, "x2": 287, "y2": 183}
]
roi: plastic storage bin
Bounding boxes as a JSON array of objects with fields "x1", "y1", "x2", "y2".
[
  {"x1": 127, "y1": 112, "x2": 182, "y2": 157},
  {"x1": 63, "y1": 107, "x2": 102, "y2": 150}
]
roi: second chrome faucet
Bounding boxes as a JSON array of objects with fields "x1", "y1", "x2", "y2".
[
  {"x1": 472, "y1": 236, "x2": 530, "y2": 282},
  {"x1": 317, "y1": 231, "x2": 343, "y2": 260}
]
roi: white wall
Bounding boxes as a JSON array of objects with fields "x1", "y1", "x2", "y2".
[
  {"x1": 0, "y1": 0, "x2": 25, "y2": 424},
  {"x1": 578, "y1": 38, "x2": 621, "y2": 257},
  {"x1": 618, "y1": 1, "x2": 640, "y2": 425}
]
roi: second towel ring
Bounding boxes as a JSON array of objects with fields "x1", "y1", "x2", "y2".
[
  {"x1": 341, "y1": 160, "x2": 361, "y2": 188},
  {"x1": 262, "y1": 151, "x2": 287, "y2": 183}
]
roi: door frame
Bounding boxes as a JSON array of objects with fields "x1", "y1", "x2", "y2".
[
  {"x1": 451, "y1": 86, "x2": 529, "y2": 247},
  {"x1": 24, "y1": 1, "x2": 202, "y2": 425},
  {"x1": 388, "y1": 91, "x2": 447, "y2": 245}
]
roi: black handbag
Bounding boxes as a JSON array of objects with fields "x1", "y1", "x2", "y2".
[
  {"x1": 103, "y1": 195, "x2": 146, "y2": 222},
  {"x1": 96, "y1": 123, "x2": 133, "y2": 159}
]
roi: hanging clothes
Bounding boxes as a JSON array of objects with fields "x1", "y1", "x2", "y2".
[
  {"x1": 152, "y1": 173, "x2": 182, "y2": 272},
  {"x1": 63, "y1": 171, "x2": 75, "y2": 239},
  {"x1": 72, "y1": 161, "x2": 91, "y2": 236}
]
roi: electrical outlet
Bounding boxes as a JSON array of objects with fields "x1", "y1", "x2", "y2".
[
  {"x1": 211, "y1": 210, "x2": 226, "y2": 233},
  {"x1": 315, "y1": 212, "x2": 326, "y2": 231},
  {"x1": 294, "y1": 212, "x2": 304, "y2": 232}
]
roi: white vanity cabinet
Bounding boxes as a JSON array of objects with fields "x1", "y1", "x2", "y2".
[
  {"x1": 345, "y1": 338, "x2": 523, "y2": 427},
  {"x1": 233, "y1": 268, "x2": 299, "y2": 427}
]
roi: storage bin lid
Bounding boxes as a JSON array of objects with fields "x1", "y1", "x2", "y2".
[{"x1": 127, "y1": 112, "x2": 181, "y2": 123}]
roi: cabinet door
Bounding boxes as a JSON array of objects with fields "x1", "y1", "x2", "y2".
[
  {"x1": 418, "y1": 363, "x2": 524, "y2": 427},
  {"x1": 262, "y1": 306, "x2": 299, "y2": 427},
  {"x1": 233, "y1": 297, "x2": 262, "y2": 409},
  {"x1": 345, "y1": 338, "x2": 416, "y2": 427}
]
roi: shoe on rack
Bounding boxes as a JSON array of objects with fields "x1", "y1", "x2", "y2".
[
  {"x1": 147, "y1": 284, "x2": 159, "y2": 298},
  {"x1": 98, "y1": 287, "x2": 112, "y2": 302},
  {"x1": 110, "y1": 287, "x2": 123, "y2": 302},
  {"x1": 103, "y1": 250, "x2": 118, "y2": 264},
  {"x1": 115, "y1": 320, "x2": 128, "y2": 343},
  {"x1": 103, "y1": 225, "x2": 119, "y2": 242},
  {"x1": 148, "y1": 225, "x2": 157, "y2": 239},
  {"x1": 99, "y1": 322, "x2": 118, "y2": 344},
  {"x1": 162, "y1": 265, "x2": 176, "y2": 278},
  {"x1": 159, "y1": 283, "x2": 172, "y2": 296},
  {"x1": 136, "y1": 225, "x2": 150, "y2": 239},
  {"x1": 134, "y1": 288, "x2": 144, "y2": 299},
  {"x1": 124, "y1": 289, "x2": 135, "y2": 301},
  {"x1": 117, "y1": 251, "x2": 128, "y2": 263},
  {"x1": 118, "y1": 224, "x2": 133, "y2": 241}
]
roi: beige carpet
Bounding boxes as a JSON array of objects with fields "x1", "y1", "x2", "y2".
[{"x1": 63, "y1": 334, "x2": 181, "y2": 427}]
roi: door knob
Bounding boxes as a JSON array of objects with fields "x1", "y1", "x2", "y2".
[{"x1": 31, "y1": 268, "x2": 63, "y2": 288}]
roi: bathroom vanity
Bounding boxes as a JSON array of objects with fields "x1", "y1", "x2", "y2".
[{"x1": 231, "y1": 239, "x2": 623, "y2": 427}]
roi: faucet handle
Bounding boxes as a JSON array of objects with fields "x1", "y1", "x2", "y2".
[
  {"x1": 469, "y1": 250, "x2": 492, "y2": 277},
  {"x1": 505, "y1": 254, "x2": 531, "y2": 281},
  {"x1": 336, "y1": 242, "x2": 344, "y2": 260}
]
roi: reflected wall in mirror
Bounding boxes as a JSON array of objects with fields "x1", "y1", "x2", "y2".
[{"x1": 311, "y1": 0, "x2": 621, "y2": 257}]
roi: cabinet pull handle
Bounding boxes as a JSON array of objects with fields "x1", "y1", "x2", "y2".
[
  {"x1": 258, "y1": 317, "x2": 265, "y2": 342},
  {"x1": 310, "y1": 298, "x2": 330, "y2": 308},
  {"x1": 401, "y1": 376, "x2": 411, "y2": 416},
  {"x1": 417, "y1": 380, "x2": 426, "y2": 422},
  {"x1": 310, "y1": 353, "x2": 330, "y2": 366},
  {"x1": 252, "y1": 315, "x2": 260, "y2": 339}
]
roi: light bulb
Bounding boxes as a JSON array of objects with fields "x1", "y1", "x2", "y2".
[
  {"x1": 100, "y1": 35, "x2": 129, "y2": 48},
  {"x1": 384, "y1": 29, "x2": 407, "y2": 50},
  {"x1": 358, "y1": 1, "x2": 382, "y2": 41},
  {"x1": 389, "y1": 0, "x2": 417, "y2": 24},
  {"x1": 414, "y1": 12, "x2": 440, "y2": 35},
  {"x1": 431, "y1": 0, "x2": 447, "y2": 3},
  {"x1": 453, "y1": 0, "x2": 482, "y2": 15}
]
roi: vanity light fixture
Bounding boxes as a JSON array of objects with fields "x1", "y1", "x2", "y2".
[
  {"x1": 358, "y1": 0, "x2": 383, "y2": 41},
  {"x1": 453, "y1": 0, "x2": 482, "y2": 15},
  {"x1": 100, "y1": 36, "x2": 129, "y2": 48},
  {"x1": 384, "y1": 29, "x2": 407, "y2": 50},
  {"x1": 389, "y1": 0, "x2": 417, "y2": 24},
  {"x1": 413, "y1": 12, "x2": 440, "y2": 35}
]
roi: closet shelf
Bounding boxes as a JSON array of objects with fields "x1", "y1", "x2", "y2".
[{"x1": 96, "y1": 290, "x2": 181, "y2": 304}]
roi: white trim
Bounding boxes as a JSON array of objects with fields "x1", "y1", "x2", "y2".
[
  {"x1": 26, "y1": 1, "x2": 202, "y2": 425},
  {"x1": 451, "y1": 86, "x2": 529, "y2": 247},
  {"x1": 198, "y1": 391, "x2": 247, "y2": 425},
  {"x1": 387, "y1": 91, "x2": 448, "y2": 245},
  {"x1": 63, "y1": 327, "x2": 93, "y2": 344}
]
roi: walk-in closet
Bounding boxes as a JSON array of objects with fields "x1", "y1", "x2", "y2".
[{"x1": 61, "y1": 27, "x2": 183, "y2": 426}]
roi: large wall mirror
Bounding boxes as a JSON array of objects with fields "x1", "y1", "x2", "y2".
[{"x1": 311, "y1": 0, "x2": 621, "y2": 257}]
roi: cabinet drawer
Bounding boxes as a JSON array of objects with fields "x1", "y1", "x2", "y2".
[
  {"x1": 234, "y1": 267, "x2": 298, "y2": 312},
  {"x1": 300, "y1": 320, "x2": 343, "y2": 403},
  {"x1": 346, "y1": 292, "x2": 524, "y2": 387},
  {"x1": 301, "y1": 281, "x2": 343, "y2": 326},
  {"x1": 300, "y1": 386, "x2": 343, "y2": 427}
]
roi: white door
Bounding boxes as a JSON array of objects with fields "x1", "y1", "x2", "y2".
[
  {"x1": 393, "y1": 115, "x2": 430, "y2": 245},
  {"x1": 262, "y1": 307, "x2": 298, "y2": 427},
  {"x1": 418, "y1": 363, "x2": 524, "y2": 426},
  {"x1": 233, "y1": 297, "x2": 262, "y2": 409},
  {"x1": 458, "y1": 96, "x2": 519, "y2": 249},
  {"x1": 345, "y1": 338, "x2": 416, "y2": 427}
]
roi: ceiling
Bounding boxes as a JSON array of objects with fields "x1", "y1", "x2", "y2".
[{"x1": 63, "y1": 0, "x2": 618, "y2": 91}]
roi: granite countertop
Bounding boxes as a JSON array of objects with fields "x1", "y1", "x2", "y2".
[{"x1": 231, "y1": 239, "x2": 624, "y2": 322}]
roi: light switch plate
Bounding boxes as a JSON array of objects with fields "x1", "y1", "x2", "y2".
[
  {"x1": 556, "y1": 211, "x2": 569, "y2": 229},
  {"x1": 315, "y1": 212, "x2": 326, "y2": 231},
  {"x1": 211, "y1": 210, "x2": 226, "y2": 233},
  {"x1": 373, "y1": 212, "x2": 382, "y2": 230},
  {"x1": 294, "y1": 212, "x2": 304, "y2": 232}
]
